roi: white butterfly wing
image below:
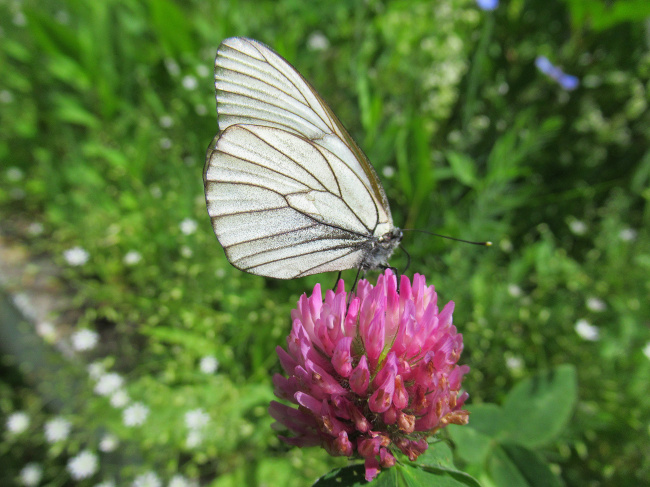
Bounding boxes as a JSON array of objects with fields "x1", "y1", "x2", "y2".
[{"x1": 204, "y1": 37, "x2": 396, "y2": 278}]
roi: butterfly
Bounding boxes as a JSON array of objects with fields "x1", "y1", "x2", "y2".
[{"x1": 203, "y1": 37, "x2": 402, "y2": 279}]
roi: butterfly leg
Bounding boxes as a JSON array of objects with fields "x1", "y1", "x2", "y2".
[{"x1": 332, "y1": 271, "x2": 342, "y2": 291}]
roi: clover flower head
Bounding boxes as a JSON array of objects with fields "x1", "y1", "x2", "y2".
[
  {"x1": 123, "y1": 402, "x2": 149, "y2": 427},
  {"x1": 270, "y1": 270, "x2": 470, "y2": 481},
  {"x1": 19, "y1": 463, "x2": 42, "y2": 486}
]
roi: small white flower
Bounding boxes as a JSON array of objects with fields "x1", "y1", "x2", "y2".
[
  {"x1": 199, "y1": 355, "x2": 218, "y2": 374},
  {"x1": 194, "y1": 104, "x2": 207, "y2": 116},
  {"x1": 0, "y1": 89, "x2": 14, "y2": 104},
  {"x1": 586, "y1": 297, "x2": 606, "y2": 312},
  {"x1": 575, "y1": 319, "x2": 600, "y2": 341},
  {"x1": 382, "y1": 166, "x2": 395, "y2": 178},
  {"x1": 306, "y1": 31, "x2": 330, "y2": 51},
  {"x1": 196, "y1": 64, "x2": 210, "y2": 78},
  {"x1": 110, "y1": 389, "x2": 130, "y2": 408},
  {"x1": 123, "y1": 402, "x2": 149, "y2": 427},
  {"x1": 19, "y1": 463, "x2": 42, "y2": 487},
  {"x1": 619, "y1": 228, "x2": 637, "y2": 241},
  {"x1": 182, "y1": 75, "x2": 198, "y2": 90},
  {"x1": 164, "y1": 58, "x2": 180, "y2": 76},
  {"x1": 179, "y1": 218, "x2": 198, "y2": 235},
  {"x1": 150, "y1": 185, "x2": 162, "y2": 198},
  {"x1": 184, "y1": 408, "x2": 210, "y2": 430},
  {"x1": 215, "y1": 268, "x2": 226, "y2": 279},
  {"x1": 507, "y1": 284, "x2": 522, "y2": 297},
  {"x1": 94, "y1": 373, "x2": 124, "y2": 396},
  {"x1": 72, "y1": 328, "x2": 99, "y2": 351},
  {"x1": 159, "y1": 115, "x2": 174, "y2": 128},
  {"x1": 27, "y1": 222, "x2": 44, "y2": 236},
  {"x1": 133, "y1": 471, "x2": 162, "y2": 487},
  {"x1": 55, "y1": 10, "x2": 70, "y2": 24},
  {"x1": 87, "y1": 361, "x2": 106, "y2": 379},
  {"x1": 67, "y1": 450, "x2": 99, "y2": 480},
  {"x1": 505, "y1": 356, "x2": 523, "y2": 370},
  {"x1": 124, "y1": 250, "x2": 142, "y2": 265},
  {"x1": 159, "y1": 137, "x2": 172, "y2": 150},
  {"x1": 63, "y1": 246, "x2": 89, "y2": 266},
  {"x1": 36, "y1": 321, "x2": 57, "y2": 342},
  {"x1": 13, "y1": 12, "x2": 27, "y2": 26},
  {"x1": 99, "y1": 434, "x2": 119, "y2": 452},
  {"x1": 180, "y1": 245, "x2": 193, "y2": 258},
  {"x1": 95, "y1": 481, "x2": 116, "y2": 487},
  {"x1": 643, "y1": 342, "x2": 650, "y2": 360},
  {"x1": 168, "y1": 474, "x2": 198, "y2": 487},
  {"x1": 185, "y1": 430, "x2": 203, "y2": 448},
  {"x1": 7, "y1": 411, "x2": 30, "y2": 434},
  {"x1": 44, "y1": 417, "x2": 72, "y2": 443},
  {"x1": 568, "y1": 219, "x2": 587, "y2": 236},
  {"x1": 6, "y1": 166, "x2": 23, "y2": 181}
]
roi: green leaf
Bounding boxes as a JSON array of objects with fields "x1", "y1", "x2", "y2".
[
  {"x1": 446, "y1": 151, "x2": 478, "y2": 187},
  {"x1": 447, "y1": 423, "x2": 493, "y2": 465},
  {"x1": 500, "y1": 444, "x2": 564, "y2": 487},
  {"x1": 313, "y1": 461, "x2": 481, "y2": 487},
  {"x1": 487, "y1": 446, "x2": 529, "y2": 487},
  {"x1": 500, "y1": 365, "x2": 577, "y2": 448},
  {"x1": 464, "y1": 403, "x2": 507, "y2": 438}
]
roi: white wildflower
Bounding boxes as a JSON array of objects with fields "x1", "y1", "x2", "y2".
[
  {"x1": 44, "y1": 417, "x2": 72, "y2": 443},
  {"x1": 184, "y1": 408, "x2": 210, "y2": 430},
  {"x1": 72, "y1": 328, "x2": 99, "y2": 351},
  {"x1": 169, "y1": 474, "x2": 198, "y2": 487},
  {"x1": 133, "y1": 471, "x2": 162, "y2": 487},
  {"x1": 159, "y1": 137, "x2": 172, "y2": 150},
  {"x1": 194, "y1": 104, "x2": 207, "y2": 116},
  {"x1": 185, "y1": 430, "x2": 203, "y2": 448},
  {"x1": 507, "y1": 284, "x2": 522, "y2": 297},
  {"x1": 19, "y1": 463, "x2": 42, "y2": 487},
  {"x1": 586, "y1": 297, "x2": 606, "y2": 312},
  {"x1": 196, "y1": 64, "x2": 210, "y2": 78},
  {"x1": 63, "y1": 246, "x2": 89, "y2": 266},
  {"x1": 110, "y1": 389, "x2": 130, "y2": 408},
  {"x1": 87, "y1": 361, "x2": 106, "y2": 380},
  {"x1": 306, "y1": 31, "x2": 330, "y2": 51},
  {"x1": 182, "y1": 75, "x2": 198, "y2": 90},
  {"x1": 94, "y1": 373, "x2": 124, "y2": 396},
  {"x1": 199, "y1": 355, "x2": 218, "y2": 374},
  {"x1": 159, "y1": 115, "x2": 174, "y2": 128},
  {"x1": 95, "y1": 481, "x2": 116, "y2": 487},
  {"x1": 575, "y1": 319, "x2": 600, "y2": 341},
  {"x1": 99, "y1": 434, "x2": 119, "y2": 453},
  {"x1": 7, "y1": 411, "x2": 30, "y2": 434},
  {"x1": 179, "y1": 218, "x2": 198, "y2": 235},
  {"x1": 505, "y1": 356, "x2": 523, "y2": 371},
  {"x1": 123, "y1": 402, "x2": 149, "y2": 427},
  {"x1": 619, "y1": 228, "x2": 637, "y2": 241},
  {"x1": 382, "y1": 166, "x2": 395, "y2": 178},
  {"x1": 36, "y1": 321, "x2": 57, "y2": 342},
  {"x1": 124, "y1": 250, "x2": 142, "y2": 265},
  {"x1": 6, "y1": 167, "x2": 23, "y2": 181},
  {"x1": 180, "y1": 245, "x2": 193, "y2": 258},
  {"x1": 0, "y1": 89, "x2": 14, "y2": 103},
  {"x1": 568, "y1": 219, "x2": 587, "y2": 236},
  {"x1": 67, "y1": 450, "x2": 99, "y2": 480},
  {"x1": 13, "y1": 12, "x2": 27, "y2": 26},
  {"x1": 27, "y1": 222, "x2": 44, "y2": 236},
  {"x1": 164, "y1": 58, "x2": 180, "y2": 76}
]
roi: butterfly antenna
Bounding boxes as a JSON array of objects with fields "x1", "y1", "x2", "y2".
[
  {"x1": 402, "y1": 229, "x2": 492, "y2": 247},
  {"x1": 399, "y1": 245, "x2": 411, "y2": 273}
]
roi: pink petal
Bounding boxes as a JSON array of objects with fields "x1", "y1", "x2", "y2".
[{"x1": 350, "y1": 355, "x2": 370, "y2": 395}]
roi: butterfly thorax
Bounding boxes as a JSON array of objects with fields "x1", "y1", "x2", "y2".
[{"x1": 362, "y1": 228, "x2": 403, "y2": 271}]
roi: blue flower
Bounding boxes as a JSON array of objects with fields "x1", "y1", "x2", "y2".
[
  {"x1": 535, "y1": 56, "x2": 579, "y2": 91},
  {"x1": 476, "y1": 0, "x2": 499, "y2": 10}
]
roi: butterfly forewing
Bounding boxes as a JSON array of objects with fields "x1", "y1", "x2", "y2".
[{"x1": 204, "y1": 37, "x2": 398, "y2": 278}]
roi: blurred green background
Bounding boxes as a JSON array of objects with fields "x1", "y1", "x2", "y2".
[{"x1": 1, "y1": 0, "x2": 649, "y2": 486}]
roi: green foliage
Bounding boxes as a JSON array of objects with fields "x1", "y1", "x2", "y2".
[
  {"x1": 1, "y1": 0, "x2": 649, "y2": 485},
  {"x1": 449, "y1": 366, "x2": 577, "y2": 486}
]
